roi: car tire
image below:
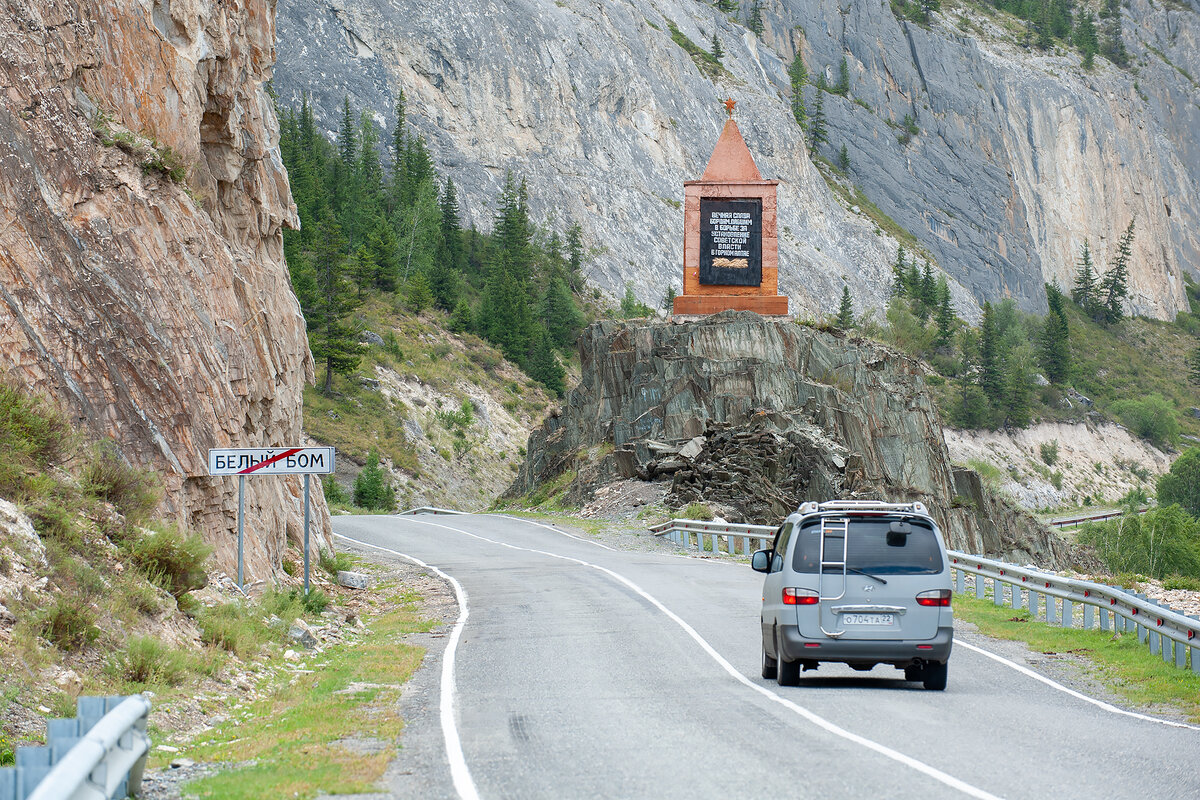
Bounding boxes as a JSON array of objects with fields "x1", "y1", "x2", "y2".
[
  {"x1": 762, "y1": 644, "x2": 777, "y2": 680},
  {"x1": 904, "y1": 666, "x2": 923, "y2": 682},
  {"x1": 775, "y1": 632, "x2": 800, "y2": 686},
  {"x1": 922, "y1": 661, "x2": 948, "y2": 691}
]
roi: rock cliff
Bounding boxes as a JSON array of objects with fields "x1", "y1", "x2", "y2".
[
  {"x1": 273, "y1": 0, "x2": 1199, "y2": 320},
  {"x1": 0, "y1": 0, "x2": 329, "y2": 579},
  {"x1": 510, "y1": 313, "x2": 1090, "y2": 569}
]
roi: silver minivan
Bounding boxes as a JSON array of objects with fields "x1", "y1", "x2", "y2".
[{"x1": 752, "y1": 500, "x2": 953, "y2": 690}]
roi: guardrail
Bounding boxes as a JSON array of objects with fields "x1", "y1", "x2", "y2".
[
  {"x1": 1047, "y1": 507, "x2": 1148, "y2": 529},
  {"x1": 649, "y1": 517, "x2": 1200, "y2": 673},
  {"x1": 397, "y1": 506, "x2": 465, "y2": 516},
  {"x1": 648, "y1": 518, "x2": 777, "y2": 556},
  {"x1": 0, "y1": 695, "x2": 151, "y2": 800},
  {"x1": 949, "y1": 553, "x2": 1200, "y2": 673}
]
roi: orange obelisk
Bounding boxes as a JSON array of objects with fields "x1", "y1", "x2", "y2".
[{"x1": 672, "y1": 99, "x2": 788, "y2": 316}]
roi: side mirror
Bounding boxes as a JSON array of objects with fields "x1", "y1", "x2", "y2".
[{"x1": 751, "y1": 549, "x2": 771, "y2": 573}]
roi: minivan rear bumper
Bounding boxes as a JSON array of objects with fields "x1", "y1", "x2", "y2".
[{"x1": 777, "y1": 624, "x2": 954, "y2": 666}]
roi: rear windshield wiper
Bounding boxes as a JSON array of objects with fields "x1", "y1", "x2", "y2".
[{"x1": 847, "y1": 567, "x2": 887, "y2": 585}]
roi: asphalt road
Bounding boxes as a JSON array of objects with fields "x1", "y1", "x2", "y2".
[{"x1": 333, "y1": 513, "x2": 1200, "y2": 800}]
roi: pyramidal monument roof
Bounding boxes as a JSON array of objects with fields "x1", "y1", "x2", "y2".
[{"x1": 699, "y1": 117, "x2": 764, "y2": 182}]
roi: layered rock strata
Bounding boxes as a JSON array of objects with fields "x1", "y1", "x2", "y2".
[
  {"x1": 511, "y1": 313, "x2": 1089, "y2": 569},
  {"x1": 0, "y1": 0, "x2": 330, "y2": 578}
]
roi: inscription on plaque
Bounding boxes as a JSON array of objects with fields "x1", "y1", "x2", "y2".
[{"x1": 699, "y1": 198, "x2": 762, "y2": 286}]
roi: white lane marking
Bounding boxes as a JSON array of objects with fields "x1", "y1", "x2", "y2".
[
  {"x1": 487, "y1": 513, "x2": 619, "y2": 551},
  {"x1": 377, "y1": 518, "x2": 1003, "y2": 800},
  {"x1": 333, "y1": 532, "x2": 482, "y2": 800},
  {"x1": 955, "y1": 639, "x2": 1199, "y2": 730}
]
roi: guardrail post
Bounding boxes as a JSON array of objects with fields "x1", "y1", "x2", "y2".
[
  {"x1": 1047, "y1": 596, "x2": 1058, "y2": 625},
  {"x1": 1100, "y1": 607, "x2": 1110, "y2": 631},
  {"x1": 955, "y1": 569, "x2": 964, "y2": 594},
  {"x1": 1061, "y1": 598, "x2": 1073, "y2": 628},
  {"x1": 993, "y1": 579, "x2": 1004, "y2": 607},
  {"x1": 975, "y1": 574, "x2": 984, "y2": 600},
  {"x1": 1162, "y1": 636, "x2": 1173, "y2": 665},
  {"x1": 1029, "y1": 592, "x2": 1039, "y2": 620},
  {"x1": 1083, "y1": 604, "x2": 1094, "y2": 629},
  {"x1": 1012, "y1": 586, "x2": 1023, "y2": 611},
  {"x1": 1175, "y1": 637, "x2": 1186, "y2": 669},
  {"x1": 1190, "y1": 616, "x2": 1200, "y2": 674},
  {"x1": 1149, "y1": 629, "x2": 1160, "y2": 656}
]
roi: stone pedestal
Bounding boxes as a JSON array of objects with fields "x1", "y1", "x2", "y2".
[{"x1": 673, "y1": 116, "x2": 788, "y2": 317}]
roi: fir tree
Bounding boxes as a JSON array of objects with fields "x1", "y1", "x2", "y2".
[
  {"x1": 834, "y1": 56, "x2": 850, "y2": 96},
  {"x1": 1073, "y1": 239, "x2": 1098, "y2": 314},
  {"x1": 1004, "y1": 356, "x2": 1033, "y2": 427},
  {"x1": 979, "y1": 301, "x2": 1003, "y2": 403},
  {"x1": 1035, "y1": 1, "x2": 1054, "y2": 50},
  {"x1": 711, "y1": 32, "x2": 724, "y2": 62},
  {"x1": 406, "y1": 270, "x2": 433, "y2": 312},
  {"x1": 836, "y1": 285, "x2": 854, "y2": 329},
  {"x1": 748, "y1": 1, "x2": 764, "y2": 36},
  {"x1": 310, "y1": 218, "x2": 364, "y2": 395},
  {"x1": 527, "y1": 328, "x2": 566, "y2": 396},
  {"x1": 1101, "y1": 4, "x2": 1128, "y2": 67},
  {"x1": 919, "y1": 261, "x2": 936, "y2": 308},
  {"x1": 837, "y1": 143, "x2": 850, "y2": 172},
  {"x1": 337, "y1": 96, "x2": 357, "y2": 168},
  {"x1": 1099, "y1": 219, "x2": 1134, "y2": 324},
  {"x1": 661, "y1": 285, "x2": 678, "y2": 311},
  {"x1": 1075, "y1": 12, "x2": 1099, "y2": 68},
  {"x1": 714, "y1": 0, "x2": 739, "y2": 12},
  {"x1": 353, "y1": 448, "x2": 395, "y2": 511},
  {"x1": 788, "y1": 56, "x2": 809, "y2": 130},
  {"x1": 448, "y1": 298, "x2": 474, "y2": 334},
  {"x1": 891, "y1": 247, "x2": 908, "y2": 297},
  {"x1": 934, "y1": 276, "x2": 955, "y2": 347},
  {"x1": 1038, "y1": 282, "x2": 1072, "y2": 384},
  {"x1": 541, "y1": 277, "x2": 584, "y2": 350},
  {"x1": 809, "y1": 90, "x2": 828, "y2": 155},
  {"x1": 920, "y1": 0, "x2": 941, "y2": 23},
  {"x1": 906, "y1": 260, "x2": 921, "y2": 299},
  {"x1": 1188, "y1": 345, "x2": 1200, "y2": 387},
  {"x1": 392, "y1": 90, "x2": 407, "y2": 164}
]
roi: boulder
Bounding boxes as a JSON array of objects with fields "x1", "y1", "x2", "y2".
[
  {"x1": 337, "y1": 571, "x2": 373, "y2": 590},
  {"x1": 288, "y1": 619, "x2": 318, "y2": 649}
]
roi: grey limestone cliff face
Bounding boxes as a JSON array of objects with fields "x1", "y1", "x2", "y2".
[
  {"x1": 275, "y1": 0, "x2": 1199, "y2": 321},
  {"x1": 510, "y1": 313, "x2": 1089, "y2": 569}
]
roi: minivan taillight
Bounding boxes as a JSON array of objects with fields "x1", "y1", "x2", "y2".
[
  {"x1": 916, "y1": 589, "x2": 952, "y2": 607},
  {"x1": 783, "y1": 588, "x2": 819, "y2": 605}
]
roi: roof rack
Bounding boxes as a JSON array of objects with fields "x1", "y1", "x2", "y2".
[{"x1": 797, "y1": 500, "x2": 929, "y2": 516}]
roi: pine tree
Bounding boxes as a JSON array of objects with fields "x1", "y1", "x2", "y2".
[
  {"x1": 337, "y1": 96, "x2": 357, "y2": 168},
  {"x1": 1101, "y1": 4, "x2": 1128, "y2": 67},
  {"x1": 353, "y1": 448, "x2": 395, "y2": 511},
  {"x1": 310, "y1": 218, "x2": 364, "y2": 395},
  {"x1": 809, "y1": 90, "x2": 828, "y2": 154},
  {"x1": 1075, "y1": 12, "x2": 1099, "y2": 68},
  {"x1": 661, "y1": 285, "x2": 678, "y2": 311},
  {"x1": 836, "y1": 285, "x2": 854, "y2": 329},
  {"x1": 891, "y1": 247, "x2": 908, "y2": 297},
  {"x1": 906, "y1": 260, "x2": 921, "y2": 298},
  {"x1": 1035, "y1": 1, "x2": 1054, "y2": 50},
  {"x1": 711, "y1": 32, "x2": 724, "y2": 62},
  {"x1": 1188, "y1": 345, "x2": 1200, "y2": 386},
  {"x1": 448, "y1": 298, "x2": 474, "y2": 334},
  {"x1": 979, "y1": 301, "x2": 1003, "y2": 403},
  {"x1": 788, "y1": 56, "x2": 809, "y2": 130},
  {"x1": 715, "y1": 0, "x2": 739, "y2": 12},
  {"x1": 1099, "y1": 220, "x2": 1134, "y2": 324},
  {"x1": 1038, "y1": 282, "x2": 1072, "y2": 384},
  {"x1": 934, "y1": 276, "x2": 955, "y2": 347},
  {"x1": 527, "y1": 328, "x2": 566, "y2": 396},
  {"x1": 566, "y1": 223, "x2": 585, "y2": 293},
  {"x1": 920, "y1": 0, "x2": 940, "y2": 23},
  {"x1": 1004, "y1": 356, "x2": 1033, "y2": 427},
  {"x1": 1073, "y1": 239, "x2": 1098, "y2": 315},
  {"x1": 834, "y1": 56, "x2": 850, "y2": 96},
  {"x1": 837, "y1": 143, "x2": 850, "y2": 172},
  {"x1": 919, "y1": 261, "x2": 936, "y2": 308},
  {"x1": 392, "y1": 90, "x2": 407, "y2": 164},
  {"x1": 541, "y1": 277, "x2": 584, "y2": 350},
  {"x1": 406, "y1": 270, "x2": 433, "y2": 312},
  {"x1": 748, "y1": 1, "x2": 764, "y2": 36}
]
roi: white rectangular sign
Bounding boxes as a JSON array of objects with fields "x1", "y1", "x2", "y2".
[{"x1": 207, "y1": 447, "x2": 336, "y2": 476}]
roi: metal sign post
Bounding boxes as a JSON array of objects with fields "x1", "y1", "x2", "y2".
[{"x1": 208, "y1": 447, "x2": 336, "y2": 593}]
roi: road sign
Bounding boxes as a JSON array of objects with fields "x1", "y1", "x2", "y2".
[{"x1": 207, "y1": 447, "x2": 335, "y2": 476}]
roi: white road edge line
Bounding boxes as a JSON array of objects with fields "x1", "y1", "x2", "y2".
[
  {"x1": 378, "y1": 518, "x2": 1004, "y2": 800},
  {"x1": 333, "y1": 532, "x2": 482, "y2": 800},
  {"x1": 955, "y1": 640, "x2": 1199, "y2": 730}
]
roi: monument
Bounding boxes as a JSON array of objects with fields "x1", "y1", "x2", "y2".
[{"x1": 672, "y1": 99, "x2": 788, "y2": 316}]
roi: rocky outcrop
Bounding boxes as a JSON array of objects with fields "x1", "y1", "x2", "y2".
[
  {"x1": 274, "y1": 0, "x2": 1198, "y2": 320},
  {"x1": 0, "y1": 0, "x2": 330, "y2": 579},
  {"x1": 510, "y1": 313, "x2": 1087, "y2": 568}
]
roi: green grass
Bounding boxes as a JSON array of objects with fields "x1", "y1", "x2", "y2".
[
  {"x1": 178, "y1": 590, "x2": 435, "y2": 799},
  {"x1": 666, "y1": 21, "x2": 728, "y2": 79},
  {"x1": 954, "y1": 593, "x2": 1200, "y2": 722}
]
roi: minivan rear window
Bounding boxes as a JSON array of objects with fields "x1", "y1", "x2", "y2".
[{"x1": 790, "y1": 517, "x2": 944, "y2": 575}]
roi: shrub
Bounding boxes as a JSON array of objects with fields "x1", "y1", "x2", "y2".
[
  {"x1": 682, "y1": 502, "x2": 714, "y2": 521},
  {"x1": 353, "y1": 449, "x2": 396, "y2": 511},
  {"x1": 0, "y1": 381, "x2": 74, "y2": 496},
  {"x1": 1078, "y1": 505, "x2": 1200, "y2": 580},
  {"x1": 318, "y1": 548, "x2": 354, "y2": 577},
  {"x1": 126, "y1": 525, "x2": 211, "y2": 597},
  {"x1": 196, "y1": 602, "x2": 268, "y2": 658},
  {"x1": 38, "y1": 593, "x2": 100, "y2": 649},
  {"x1": 120, "y1": 577, "x2": 161, "y2": 616},
  {"x1": 1164, "y1": 575, "x2": 1200, "y2": 592},
  {"x1": 1110, "y1": 394, "x2": 1179, "y2": 449},
  {"x1": 0, "y1": 734, "x2": 12, "y2": 767},
  {"x1": 108, "y1": 636, "x2": 187, "y2": 686},
  {"x1": 302, "y1": 588, "x2": 330, "y2": 615},
  {"x1": 323, "y1": 475, "x2": 350, "y2": 506},
  {"x1": 80, "y1": 441, "x2": 160, "y2": 524},
  {"x1": 1157, "y1": 448, "x2": 1200, "y2": 518},
  {"x1": 1040, "y1": 440, "x2": 1059, "y2": 466}
]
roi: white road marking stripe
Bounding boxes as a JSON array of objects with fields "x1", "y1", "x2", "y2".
[
  {"x1": 955, "y1": 640, "x2": 1199, "y2": 730},
  {"x1": 332, "y1": 532, "x2": 481, "y2": 800},
  {"x1": 380, "y1": 517, "x2": 1005, "y2": 800},
  {"x1": 488, "y1": 513, "x2": 620, "y2": 551}
]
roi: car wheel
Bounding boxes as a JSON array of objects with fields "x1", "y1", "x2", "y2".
[
  {"x1": 904, "y1": 665, "x2": 923, "y2": 682},
  {"x1": 922, "y1": 661, "x2": 948, "y2": 691},
  {"x1": 775, "y1": 631, "x2": 800, "y2": 686},
  {"x1": 762, "y1": 644, "x2": 777, "y2": 680}
]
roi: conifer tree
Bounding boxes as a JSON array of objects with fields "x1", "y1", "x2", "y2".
[
  {"x1": 748, "y1": 1, "x2": 764, "y2": 36},
  {"x1": 891, "y1": 247, "x2": 908, "y2": 297},
  {"x1": 808, "y1": 90, "x2": 828, "y2": 155},
  {"x1": 836, "y1": 285, "x2": 854, "y2": 329},
  {"x1": 406, "y1": 270, "x2": 433, "y2": 312},
  {"x1": 934, "y1": 277, "x2": 955, "y2": 347},
  {"x1": 661, "y1": 286, "x2": 678, "y2": 312},
  {"x1": 1075, "y1": 12, "x2": 1099, "y2": 69},
  {"x1": 541, "y1": 277, "x2": 584, "y2": 350},
  {"x1": 1073, "y1": 239, "x2": 1098, "y2": 313},
  {"x1": 566, "y1": 222, "x2": 585, "y2": 293},
  {"x1": 835, "y1": 56, "x2": 850, "y2": 96},
  {"x1": 979, "y1": 301, "x2": 1003, "y2": 403},
  {"x1": 527, "y1": 328, "x2": 566, "y2": 396},
  {"x1": 837, "y1": 143, "x2": 850, "y2": 172},
  {"x1": 353, "y1": 448, "x2": 395, "y2": 511},
  {"x1": 1099, "y1": 220, "x2": 1134, "y2": 324},
  {"x1": 715, "y1": 0, "x2": 739, "y2": 12},
  {"x1": 337, "y1": 96, "x2": 357, "y2": 169},
  {"x1": 1038, "y1": 282, "x2": 1072, "y2": 384},
  {"x1": 448, "y1": 298, "x2": 474, "y2": 334},
  {"x1": 920, "y1": 0, "x2": 940, "y2": 23},
  {"x1": 788, "y1": 56, "x2": 809, "y2": 130},
  {"x1": 919, "y1": 261, "x2": 936, "y2": 308},
  {"x1": 905, "y1": 259, "x2": 921, "y2": 298},
  {"x1": 1035, "y1": 1, "x2": 1054, "y2": 50},
  {"x1": 711, "y1": 33, "x2": 724, "y2": 62},
  {"x1": 392, "y1": 90, "x2": 407, "y2": 164},
  {"x1": 1101, "y1": 2, "x2": 1128, "y2": 67},
  {"x1": 310, "y1": 218, "x2": 364, "y2": 395},
  {"x1": 1004, "y1": 356, "x2": 1033, "y2": 427},
  {"x1": 1188, "y1": 345, "x2": 1200, "y2": 387}
]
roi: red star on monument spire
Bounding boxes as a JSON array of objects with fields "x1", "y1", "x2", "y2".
[{"x1": 724, "y1": 97, "x2": 736, "y2": 117}]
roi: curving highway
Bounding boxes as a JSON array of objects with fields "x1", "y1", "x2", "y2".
[{"x1": 332, "y1": 513, "x2": 1199, "y2": 800}]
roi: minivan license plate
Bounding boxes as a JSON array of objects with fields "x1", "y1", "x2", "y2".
[{"x1": 843, "y1": 613, "x2": 894, "y2": 626}]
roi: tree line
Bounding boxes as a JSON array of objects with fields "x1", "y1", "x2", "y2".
[{"x1": 278, "y1": 93, "x2": 588, "y2": 397}]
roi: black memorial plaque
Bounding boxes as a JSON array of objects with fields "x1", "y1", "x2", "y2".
[{"x1": 699, "y1": 198, "x2": 762, "y2": 286}]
